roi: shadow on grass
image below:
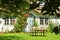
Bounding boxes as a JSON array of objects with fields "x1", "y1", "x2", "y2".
[
  {"x1": 0, "y1": 36, "x2": 24, "y2": 40},
  {"x1": 30, "y1": 35, "x2": 46, "y2": 37}
]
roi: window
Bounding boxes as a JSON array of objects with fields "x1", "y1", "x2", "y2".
[
  {"x1": 5, "y1": 19, "x2": 9, "y2": 25},
  {"x1": 10, "y1": 19, "x2": 15, "y2": 25},
  {"x1": 5, "y1": 18, "x2": 16, "y2": 25},
  {"x1": 40, "y1": 18, "x2": 48, "y2": 25}
]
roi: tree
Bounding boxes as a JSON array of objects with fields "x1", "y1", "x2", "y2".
[
  {"x1": 29, "y1": 1, "x2": 40, "y2": 10},
  {"x1": 29, "y1": 0, "x2": 60, "y2": 17},
  {"x1": 0, "y1": 0, "x2": 29, "y2": 18},
  {"x1": 41, "y1": 0, "x2": 60, "y2": 17}
]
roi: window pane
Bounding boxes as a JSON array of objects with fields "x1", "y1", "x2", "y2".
[
  {"x1": 45, "y1": 18, "x2": 48, "y2": 25},
  {"x1": 5, "y1": 19, "x2": 9, "y2": 25},
  {"x1": 5, "y1": 19, "x2": 6, "y2": 25},
  {"x1": 40, "y1": 18, "x2": 44, "y2": 25},
  {"x1": 7, "y1": 19, "x2": 9, "y2": 25},
  {"x1": 10, "y1": 19, "x2": 13, "y2": 25},
  {"x1": 10, "y1": 19, "x2": 15, "y2": 25}
]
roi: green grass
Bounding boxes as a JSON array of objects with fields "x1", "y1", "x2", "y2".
[{"x1": 0, "y1": 32, "x2": 60, "y2": 40}]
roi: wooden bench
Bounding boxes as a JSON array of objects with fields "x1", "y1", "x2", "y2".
[
  {"x1": 35, "y1": 29, "x2": 47, "y2": 36},
  {"x1": 30, "y1": 27, "x2": 47, "y2": 36}
]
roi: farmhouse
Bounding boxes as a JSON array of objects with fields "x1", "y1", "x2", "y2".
[
  {"x1": 25, "y1": 12, "x2": 60, "y2": 32},
  {"x1": 25, "y1": 0, "x2": 60, "y2": 32},
  {"x1": 0, "y1": 0, "x2": 60, "y2": 32}
]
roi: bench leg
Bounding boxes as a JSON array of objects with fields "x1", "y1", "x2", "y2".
[{"x1": 35, "y1": 30, "x2": 36, "y2": 36}]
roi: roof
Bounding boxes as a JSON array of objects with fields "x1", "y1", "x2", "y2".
[{"x1": 28, "y1": 10, "x2": 60, "y2": 19}]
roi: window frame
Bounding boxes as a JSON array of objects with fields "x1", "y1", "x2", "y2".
[
  {"x1": 4, "y1": 18, "x2": 16, "y2": 25},
  {"x1": 40, "y1": 18, "x2": 48, "y2": 25}
]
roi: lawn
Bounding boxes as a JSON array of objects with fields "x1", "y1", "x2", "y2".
[{"x1": 0, "y1": 32, "x2": 60, "y2": 40}]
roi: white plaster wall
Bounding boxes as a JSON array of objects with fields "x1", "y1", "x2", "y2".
[
  {"x1": 49, "y1": 19, "x2": 56, "y2": 23},
  {"x1": 25, "y1": 17, "x2": 34, "y2": 32},
  {"x1": 0, "y1": 18, "x2": 5, "y2": 32},
  {"x1": 3, "y1": 25, "x2": 14, "y2": 32},
  {"x1": 49, "y1": 19, "x2": 60, "y2": 26},
  {"x1": 55, "y1": 19, "x2": 60, "y2": 25}
]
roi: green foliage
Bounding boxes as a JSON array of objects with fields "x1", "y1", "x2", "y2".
[
  {"x1": 17, "y1": 15, "x2": 27, "y2": 31},
  {"x1": 0, "y1": 0, "x2": 29, "y2": 18},
  {"x1": 0, "y1": 12, "x2": 17, "y2": 18},
  {"x1": 0, "y1": 0, "x2": 29, "y2": 12},
  {"x1": 14, "y1": 14, "x2": 27, "y2": 32},
  {"x1": 34, "y1": 20, "x2": 38, "y2": 27},
  {"x1": 41, "y1": 0, "x2": 60, "y2": 16},
  {"x1": 29, "y1": 0, "x2": 60, "y2": 17},
  {"x1": 14, "y1": 23, "x2": 21, "y2": 33},
  {"x1": 29, "y1": 1, "x2": 39, "y2": 10},
  {"x1": 49, "y1": 21, "x2": 55, "y2": 32}
]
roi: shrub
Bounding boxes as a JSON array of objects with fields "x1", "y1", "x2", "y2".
[
  {"x1": 34, "y1": 19, "x2": 38, "y2": 27},
  {"x1": 14, "y1": 23, "x2": 21, "y2": 33},
  {"x1": 14, "y1": 15, "x2": 27, "y2": 32},
  {"x1": 34, "y1": 21, "x2": 38, "y2": 27},
  {"x1": 49, "y1": 21, "x2": 55, "y2": 32}
]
